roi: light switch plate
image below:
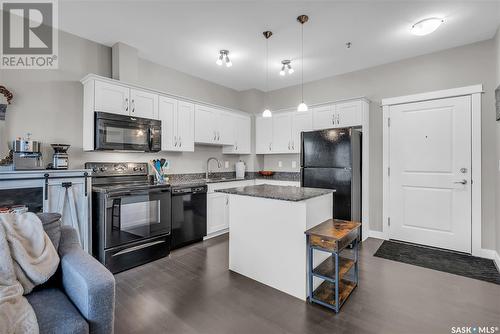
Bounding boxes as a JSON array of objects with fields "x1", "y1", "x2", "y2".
[
  {"x1": 165, "y1": 160, "x2": 171, "y2": 169},
  {"x1": 278, "y1": 161, "x2": 283, "y2": 168},
  {"x1": 225, "y1": 161, "x2": 229, "y2": 168},
  {"x1": 291, "y1": 161, "x2": 297, "y2": 168}
]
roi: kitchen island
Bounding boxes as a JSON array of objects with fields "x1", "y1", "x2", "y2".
[{"x1": 216, "y1": 184, "x2": 334, "y2": 300}]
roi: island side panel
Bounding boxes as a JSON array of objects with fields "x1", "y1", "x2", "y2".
[{"x1": 228, "y1": 193, "x2": 332, "y2": 300}]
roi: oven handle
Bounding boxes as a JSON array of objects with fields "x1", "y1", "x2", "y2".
[
  {"x1": 112, "y1": 240, "x2": 166, "y2": 257},
  {"x1": 106, "y1": 188, "x2": 170, "y2": 198}
]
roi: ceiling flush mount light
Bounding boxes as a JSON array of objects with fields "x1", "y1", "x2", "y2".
[
  {"x1": 411, "y1": 17, "x2": 444, "y2": 36},
  {"x1": 262, "y1": 31, "x2": 273, "y2": 118},
  {"x1": 297, "y1": 14, "x2": 309, "y2": 112},
  {"x1": 216, "y1": 50, "x2": 232, "y2": 67},
  {"x1": 279, "y1": 60, "x2": 294, "y2": 76}
]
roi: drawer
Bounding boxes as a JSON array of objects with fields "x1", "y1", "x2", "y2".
[{"x1": 310, "y1": 235, "x2": 337, "y2": 251}]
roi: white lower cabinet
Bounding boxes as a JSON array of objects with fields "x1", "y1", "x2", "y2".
[{"x1": 207, "y1": 192, "x2": 229, "y2": 235}]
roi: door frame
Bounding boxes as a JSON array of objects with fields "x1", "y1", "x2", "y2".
[{"x1": 381, "y1": 85, "x2": 483, "y2": 256}]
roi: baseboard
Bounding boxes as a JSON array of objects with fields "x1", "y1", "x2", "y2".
[
  {"x1": 476, "y1": 248, "x2": 500, "y2": 269},
  {"x1": 204, "y1": 228, "x2": 229, "y2": 240},
  {"x1": 365, "y1": 230, "x2": 387, "y2": 241}
]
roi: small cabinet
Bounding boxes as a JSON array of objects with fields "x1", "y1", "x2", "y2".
[
  {"x1": 256, "y1": 116, "x2": 273, "y2": 154},
  {"x1": 130, "y1": 89, "x2": 158, "y2": 119},
  {"x1": 207, "y1": 192, "x2": 229, "y2": 235},
  {"x1": 195, "y1": 105, "x2": 236, "y2": 146},
  {"x1": 223, "y1": 114, "x2": 251, "y2": 154},
  {"x1": 159, "y1": 97, "x2": 195, "y2": 152},
  {"x1": 313, "y1": 101, "x2": 363, "y2": 130},
  {"x1": 94, "y1": 80, "x2": 130, "y2": 115},
  {"x1": 94, "y1": 80, "x2": 159, "y2": 119},
  {"x1": 312, "y1": 105, "x2": 335, "y2": 130}
]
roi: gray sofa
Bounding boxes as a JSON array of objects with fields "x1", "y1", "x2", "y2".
[{"x1": 26, "y1": 214, "x2": 115, "y2": 334}]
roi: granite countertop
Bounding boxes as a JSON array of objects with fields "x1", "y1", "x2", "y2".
[{"x1": 215, "y1": 184, "x2": 335, "y2": 202}]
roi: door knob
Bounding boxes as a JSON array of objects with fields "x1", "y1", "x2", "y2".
[{"x1": 454, "y1": 179, "x2": 467, "y2": 185}]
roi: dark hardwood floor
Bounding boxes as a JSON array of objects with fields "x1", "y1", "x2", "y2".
[{"x1": 114, "y1": 235, "x2": 500, "y2": 334}]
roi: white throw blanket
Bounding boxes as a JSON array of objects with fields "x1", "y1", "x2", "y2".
[{"x1": 0, "y1": 213, "x2": 60, "y2": 334}]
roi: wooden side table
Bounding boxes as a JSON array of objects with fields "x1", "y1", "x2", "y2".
[{"x1": 305, "y1": 219, "x2": 361, "y2": 312}]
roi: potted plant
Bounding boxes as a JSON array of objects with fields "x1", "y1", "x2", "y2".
[{"x1": 0, "y1": 85, "x2": 13, "y2": 120}]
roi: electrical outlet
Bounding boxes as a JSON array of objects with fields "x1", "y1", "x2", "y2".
[
  {"x1": 291, "y1": 161, "x2": 297, "y2": 168},
  {"x1": 278, "y1": 161, "x2": 283, "y2": 168},
  {"x1": 225, "y1": 161, "x2": 229, "y2": 168}
]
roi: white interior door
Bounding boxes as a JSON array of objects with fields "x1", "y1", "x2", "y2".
[{"x1": 389, "y1": 96, "x2": 472, "y2": 253}]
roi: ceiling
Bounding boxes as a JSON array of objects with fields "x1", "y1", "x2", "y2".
[{"x1": 59, "y1": 1, "x2": 500, "y2": 92}]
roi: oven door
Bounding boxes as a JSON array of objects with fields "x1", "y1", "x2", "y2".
[
  {"x1": 95, "y1": 112, "x2": 161, "y2": 152},
  {"x1": 104, "y1": 188, "x2": 171, "y2": 249}
]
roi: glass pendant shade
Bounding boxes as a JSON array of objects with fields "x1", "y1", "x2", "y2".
[
  {"x1": 297, "y1": 102, "x2": 308, "y2": 112},
  {"x1": 262, "y1": 108, "x2": 272, "y2": 118}
]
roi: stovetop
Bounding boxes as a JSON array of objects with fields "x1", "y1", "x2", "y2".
[
  {"x1": 86, "y1": 162, "x2": 170, "y2": 194},
  {"x1": 92, "y1": 182, "x2": 171, "y2": 194}
]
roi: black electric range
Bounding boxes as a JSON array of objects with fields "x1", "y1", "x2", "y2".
[{"x1": 86, "y1": 162, "x2": 171, "y2": 273}]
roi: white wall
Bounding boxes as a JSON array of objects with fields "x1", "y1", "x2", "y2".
[
  {"x1": 0, "y1": 31, "x2": 248, "y2": 174},
  {"x1": 264, "y1": 39, "x2": 497, "y2": 250}
]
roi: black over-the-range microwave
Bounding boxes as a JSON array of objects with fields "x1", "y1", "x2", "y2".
[{"x1": 94, "y1": 112, "x2": 161, "y2": 152}]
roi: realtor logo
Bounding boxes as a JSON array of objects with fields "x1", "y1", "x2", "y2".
[{"x1": 1, "y1": 0, "x2": 58, "y2": 69}]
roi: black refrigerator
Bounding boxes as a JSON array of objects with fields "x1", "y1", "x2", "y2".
[{"x1": 300, "y1": 127, "x2": 361, "y2": 222}]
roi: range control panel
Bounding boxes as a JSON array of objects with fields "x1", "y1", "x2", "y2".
[{"x1": 85, "y1": 162, "x2": 148, "y2": 177}]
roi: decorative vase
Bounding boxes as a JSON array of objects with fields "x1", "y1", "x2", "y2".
[{"x1": 0, "y1": 104, "x2": 6, "y2": 120}]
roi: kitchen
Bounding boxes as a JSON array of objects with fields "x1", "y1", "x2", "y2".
[{"x1": 1, "y1": 1, "x2": 500, "y2": 333}]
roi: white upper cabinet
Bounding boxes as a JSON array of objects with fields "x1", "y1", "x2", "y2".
[
  {"x1": 313, "y1": 100, "x2": 363, "y2": 130},
  {"x1": 159, "y1": 96, "x2": 177, "y2": 151},
  {"x1": 256, "y1": 116, "x2": 273, "y2": 154},
  {"x1": 218, "y1": 111, "x2": 235, "y2": 145},
  {"x1": 130, "y1": 88, "x2": 158, "y2": 119},
  {"x1": 312, "y1": 105, "x2": 335, "y2": 130},
  {"x1": 94, "y1": 80, "x2": 130, "y2": 115},
  {"x1": 159, "y1": 97, "x2": 194, "y2": 152},
  {"x1": 223, "y1": 114, "x2": 251, "y2": 154},
  {"x1": 255, "y1": 99, "x2": 366, "y2": 155},
  {"x1": 195, "y1": 105, "x2": 241, "y2": 146},
  {"x1": 335, "y1": 100, "x2": 363, "y2": 127},
  {"x1": 272, "y1": 113, "x2": 293, "y2": 153},
  {"x1": 176, "y1": 101, "x2": 195, "y2": 151},
  {"x1": 195, "y1": 105, "x2": 219, "y2": 144},
  {"x1": 291, "y1": 111, "x2": 313, "y2": 153}
]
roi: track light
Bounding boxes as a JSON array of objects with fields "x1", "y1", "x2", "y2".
[
  {"x1": 216, "y1": 50, "x2": 232, "y2": 67},
  {"x1": 280, "y1": 60, "x2": 293, "y2": 76}
]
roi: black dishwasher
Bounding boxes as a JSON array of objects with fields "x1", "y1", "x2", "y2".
[{"x1": 171, "y1": 185, "x2": 207, "y2": 249}]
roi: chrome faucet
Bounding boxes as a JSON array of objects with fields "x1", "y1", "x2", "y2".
[{"x1": 206, "y1": 157, "x2": 222, "y2": 179}]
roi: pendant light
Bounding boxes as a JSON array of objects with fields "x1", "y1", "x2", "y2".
[
  {"x1": 262, "y1": 31, "x2": 273, "y2": 118},
  {"x1": 297, "y1": 15, "x2": 308, "y2": 112}
]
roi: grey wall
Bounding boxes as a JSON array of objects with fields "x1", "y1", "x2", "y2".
[
  {"x1": 0, "y1": 31, "x2": 248, "y2": 174},
  {"x1": 264, "y1": 39, "x2": 497, "y2": 250}
]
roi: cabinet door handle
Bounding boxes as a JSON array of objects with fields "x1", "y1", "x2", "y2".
[
  {"x1": 174, "y1": 136, "x2": 177, "y2": 147},
  {"x1": 214, "y1": 131, "x2": 217, "y2": 140},
  {"x1": 226, "y1": 197, "x2": 229, "y2": 205},
  {"x1": 179, "y1": 136, "x2": 182, "y2": 147},
  {"x1": 217, "y1": 131, "x2": 220, "y2": 141},
  {"x1": 131, "y1": 99, "x2": 135, "y2": 113},
  {"x1": 269, "y1": 143, "x2": 272, "y2": 151},
  {"x1": 124, "y1": 98, "x2": 129, "y2": 112},
  {"x1": 292, "y1": 141, "x2": 295, "y2": 150}
]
